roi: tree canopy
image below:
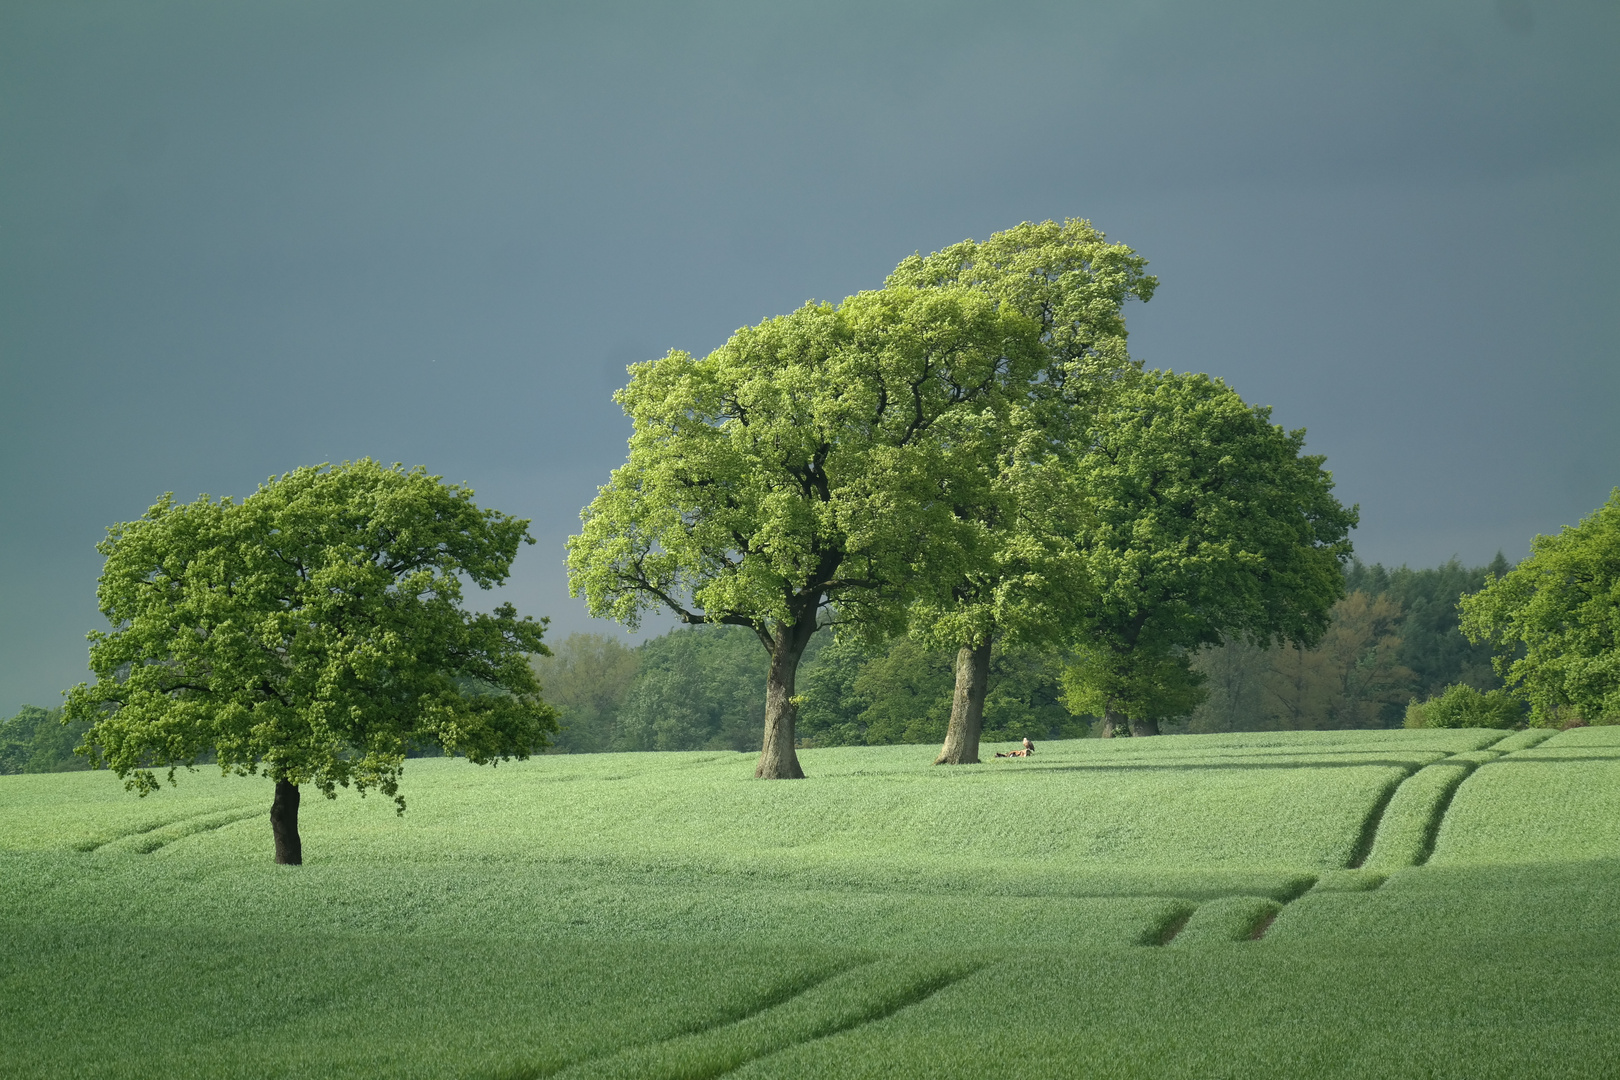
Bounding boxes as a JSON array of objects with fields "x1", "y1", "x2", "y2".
[
  {"x1": 885, "y1": 219, "x2": 1157, "y2": 763},
  {"x1": 568, "y1": 284, "x2": 1043, "y2": 778},
  {"x1": 1460, "y1": 488, "x2": 1620, "y2": 726},
  {"x1": 63, "y1": 460, "x2": 555, "y2": 862},
  {"x1": 1059, "y1": 369, "x2": 1358, "y2": 736}
]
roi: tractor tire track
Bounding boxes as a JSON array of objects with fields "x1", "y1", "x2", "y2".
[
  {"x1": 73, "y1": 806, "x2": 258, "y2": 853},
  {"x1": 504, "y1": 959, "x2": 982, "y2": 1080}
]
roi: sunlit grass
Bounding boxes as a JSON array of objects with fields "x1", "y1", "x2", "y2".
[{"x1": 3, "y1": 727, "x2": 1617, "y2": 1078}]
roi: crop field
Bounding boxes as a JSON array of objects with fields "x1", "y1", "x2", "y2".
[{"x1": 3, "y1": 727, "x2": 1617, "y2": 1078}]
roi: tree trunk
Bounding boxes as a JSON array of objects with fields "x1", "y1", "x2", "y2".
[
  {"x1": 1129, "y1": 715, "x2": 1161, "y2": 737},
  {"x1": 935, "y1": 638, "x2": 992, "y2": 764},
  {"x1": 271, "y1": 779, "x2": 302, "y2": 865},
  {"x1": 756, "y1": 621, "x2": 814, "y2": 779},
  {"x1": 1101, "y1": 706, "x2": 1125, "y2": 738}
]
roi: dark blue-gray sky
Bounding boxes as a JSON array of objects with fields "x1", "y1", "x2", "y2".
[{"x1": 2, "y1": 0, "x2": 1616, "y2": 714}]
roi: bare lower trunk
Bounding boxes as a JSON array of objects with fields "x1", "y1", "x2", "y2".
[
  {"x1": 1101, "y1": 706, "x2": 1124, "y2": 738},
  {"x1": 1129, "y1": 715, "x2": 1161, "y2": 737},
  {"x1": 271, "y1": 779, "x2": 302, "y2": 865},
  {"x1": 935, "y1": 638, "x2": 992, "y2": 764},
  {"x1": 756, "y1": 621, "x2": 814, "y2": 779}
]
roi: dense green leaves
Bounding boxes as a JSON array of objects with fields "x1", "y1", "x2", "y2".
[
  {"x1": 568, "y1": 280, "x2": 1050, "y2": 776},
  {"x1": 531, "y1": 633, "x2": 641, "y2": 754},
  {"x1": 884, "y1": 218, "x2": 1156, "y2": 388},
  {"x1": 1345, "y1": 556, "x2": 1508, "y2": 699},
  {"x1": 617, "y1": 627, "x2": 768, "y2": 752},
  {"x1": 1061, "y1": 369, "x2": 1358, "y2": 733},
  {"x1": 1460, "y1": 489, "x2": 1620, "y2": 725},
  {"x1": 0, "y1": 706, "x2": 90, "y2": 774},
  {"x1": 1404, "y1": 684, "x2": 1523, "y2": 729},
  {"x1": 883, "y1": 221, "x2": 1158, "y2": 761},
  {"x1": 795, "y1": 638, "x2": 1081, "y2": 748},
  {"x1": 63, "y1": 460, "x2": 556, "y2": 809},
  {"x1": 569, "y1": 287, "x2": 1042, "y2": 638},
  {"x1": 1188, "y1": 560, "x2": 1512, "y2": 733}
]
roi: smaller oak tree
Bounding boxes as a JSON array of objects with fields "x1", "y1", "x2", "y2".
[
  {"x1": 1059, "y1": 370, "x2": 1357, "y2": 736},
  {"x1": 64, "y1": 460, "x2": 556, "y2": 864}
]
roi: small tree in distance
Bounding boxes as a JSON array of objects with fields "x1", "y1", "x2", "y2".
[{"x1": 64, "y1": 460, "x2": 556, "y2": 864}]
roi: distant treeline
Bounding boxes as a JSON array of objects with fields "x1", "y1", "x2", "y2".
[
  {"x1": 0, "y1": 706, "x2": 90, "y2": 774},
  {"x1": 535, "y1": 628, "x2": 1083, "y2": 754},
  {"x1": 535, "y1": 555, "x2": 1514, "y2": 750},
  {"x1": 1, "y1": 554, "x2": 1510, "y2": 767},
  {"x1": 1184, "y1": 555, "x2": 1510, "y2": 733}
]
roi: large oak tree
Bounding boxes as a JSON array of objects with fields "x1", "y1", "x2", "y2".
[
  {"x1": 63, "y1": 460, "x2": 556, "y2": 863},
  {"x1": 885, "y1": 220, "x2": 1157, "y2": 764},
  {"x1": 567, "y1": 286, "x2": 1041, "y2": 778}
]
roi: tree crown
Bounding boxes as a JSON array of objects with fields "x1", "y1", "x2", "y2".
[
  {"x1": 1076, "y1": 369, "x2": 1356, "y2": 654},
  {"x1": 892, "y1": 220, "x2": 1157, "y2": 652},
  {"x1": 64, "y1": 460, "x2": 556, "y2": 808},
  {"x1": 567, "y1": 285, "x2": 1044, "y2": 644}
]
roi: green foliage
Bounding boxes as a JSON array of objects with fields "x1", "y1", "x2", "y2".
[
  {"x1": 978, "y1": 647, "x2": 1083, "y2": 744},
  {"x1": 1060, "y1": 369, "x2": 1356, "y2": 731},
  {"x1": 533, "y1": 624, "x2": 1082, "y2": 754},
  {"x1": 795, "y1": 636, "x2": 1080, "y2": 747},
  {"x1": 1404, "y1": 683, "x2": 1524, "y2": 729},
  {"x1": 568, "y1": 279, "x2": 1059, "y2": 776},
  {"x1": 567, "y1": 286, "x2": 1043, "y2": 641},
  {"x1": 832, "y1": 638, "x2": 956, "y2": 746},
  {"x1": 1460, "y1": 490, "x2": 1620, "y2": 727},
  {"x1": 1346, "y1": 555, "x2": 1507, "y2": 699},
  {"x1": 1260, "y1": 591, "x2": 1416, "y2": 731},
  {"x1": 1060, "y1": 645, "x2": 1206, "y2": 725},
  {"x1": 885, "y1": 218, "x2": 1156, "y2": 380},
  {"x1": 887, "y1": 220, "x2": 1156, "y2": 656},
  {"x1": 793, "y1": 635, "x2": 874, "y2": 746},
  {"x1": 1188, "y1": 557, "x2": 1514, "y2": 733},
  {"x1": 0, "y1": 706, "x2": 91, "y2": 774},
  {"x1": 532, "y1": 633, "x2": 641, "y2": 753},
  {"x1": 618, "y1": 626, "x2": 769, "y2": 751},
  {"x1": 62, "y1": 460, "x2": 555, "y2": 810}
]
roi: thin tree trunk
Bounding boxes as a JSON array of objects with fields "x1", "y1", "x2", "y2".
[
  {"x1": 1129, "y1": 715, "x2": 1161, "y2": 737},
  {"x1": 1101, "y1": 706, "x2": 1125, "y2": 738},
  {"x1": 935, "y1": 638, "x2": 993, "y2": 764},
  {"x1": 756, "y1": 621, "x2": 814, "y2": 779},
  {"x1": 271, "y1": 779, "x2": 302, "y2": 865}
]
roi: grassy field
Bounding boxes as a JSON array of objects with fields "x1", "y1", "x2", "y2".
[{"x1": 2, "y1": 726, "x2": 1617, "y2": 1078}]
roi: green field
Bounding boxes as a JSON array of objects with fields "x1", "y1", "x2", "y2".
[{"x1": 3, "y1": 726, "x2": 1617, "y2": 1078}]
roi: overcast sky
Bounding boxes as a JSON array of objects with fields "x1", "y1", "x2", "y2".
[{"x1": 2, "y1": 0, "x2": 1616, "y2": 714}]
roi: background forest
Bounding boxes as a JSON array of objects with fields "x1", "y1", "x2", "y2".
[
  {"x1": 530, "y1": 556, "x2": 1511, "y2": 754},
  {"x1": 0, "y1": 555, "x2": 1510, "y2": 771}
]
